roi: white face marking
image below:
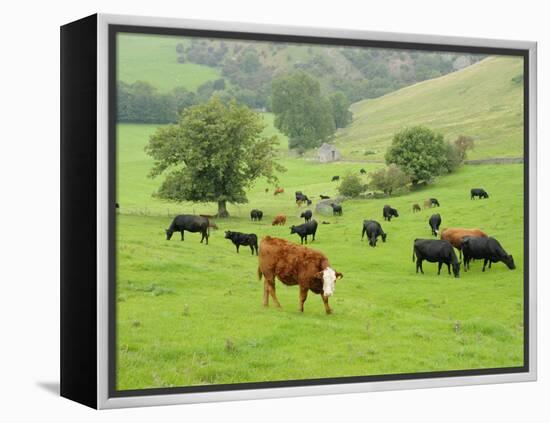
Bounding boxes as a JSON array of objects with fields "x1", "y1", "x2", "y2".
[{"x1": 322, "y1": 267, "x2": 336, "y2": 297}]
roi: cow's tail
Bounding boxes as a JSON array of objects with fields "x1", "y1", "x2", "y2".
[{"x1": 257, "y1": 267, "x2": 263, "y2": 281}]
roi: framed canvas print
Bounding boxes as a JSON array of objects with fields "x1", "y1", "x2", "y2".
[{"x1": 60, "y1": 14, "x2": 537, "y2": 409}]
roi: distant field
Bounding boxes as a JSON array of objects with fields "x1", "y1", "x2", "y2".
[
  {"x1": 117, "y1": 33, "x2": 221, "y2": 92},
  {"x1": 335, "y1": 56, "x2": 524, "y2": 160},
  {"x1": 116, "y1": 124, "x2": 524, "y2": 391}
]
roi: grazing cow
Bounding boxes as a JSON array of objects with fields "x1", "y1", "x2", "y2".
[
  {"x1": 430, "y1": 198, "x2": 440, "y2": 207},
  {"x1": 165, "y1": 215, "x2": 209, "y2": 244},
  {"x1": 224, "y1": 231, "x2": 258, "y2": 255},
  {"x1": 265, "y1": 188, "x2": 269, "y2": 194},
  {"x1": 462, "y1": 236, "x2": 515, "y2": 272},
  {"x1": 290, "y1": 219, "x2": 318, "y2": 244},
  {"x1": 320, "y1": 195, "x2": 330, "y2": 199},
  {"x1": 331, "y1": 175, "x2": 340, "y2": 182},
  {"x1": 300, "y1": 209, "x2": 313, "y2": 222},
  {"x1": 440, "y1": 228, "x2": 488, "y2": 259},
  {"x1": 322, "y1": 221, "x2": 331, "y2": 224},
  {"x1": 383, "y1": 205, "x2": 399, "y2": 221},
  {"x1": 412, "y1": 203, "x2": 421, "y2": 213},
  {"x1": 429, "y1": 213, "x2": 442, "y2": 237},
  {"x1": 296, "y1": 195, "x2": 312, "y2": 206},
  {"x1": 274, "y1": 187, "x2": 284, "y2": 195},
  {"x1": 272, "y1": 215, "x2": 287, "y2": 226},
  {"x1": 257, "y1": 236, "x2": 343, "y2": 314},
  {"x1": 412, "y1": 239, "x2": 460, "y2": 277},
  {"x1": 250, "y1": 209, "x2": 263, "y2": 221},
  {"x1": 330, "y1": 203, "x2": 343, "y2": 216},
  {"x1": 423, "y1": 199, "x2": 432, "y2": 209},
  {"x1": 471, "y1": 188, "x2": 489, "y2": 199},
  {"x1": 360, "y1": 168, "x2": 367, "y2": 174},
  {"x1": 361, "y1": 220, "x2": 387, "y2": 247}
]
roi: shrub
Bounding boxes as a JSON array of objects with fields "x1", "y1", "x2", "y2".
[
  {"x1": 369, "y1": 164, "x2": 410, "y2": 196},
  {"x1": 337, "y1": 174, "x2": 366, "y2": 198}
]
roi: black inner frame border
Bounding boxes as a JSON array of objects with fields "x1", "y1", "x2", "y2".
[{"x1": 108, "y1": 23, "x2": 530, "y2": 398}]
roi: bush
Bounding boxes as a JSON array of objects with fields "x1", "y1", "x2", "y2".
[
  {"x1": 337, "y1": 174, "x2": 366, "y2": 198},
  {"x1": 369, "y1": 164, "x2": 410, "y2": 195}
]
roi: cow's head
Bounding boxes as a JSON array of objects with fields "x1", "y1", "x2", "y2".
[
  {"x1": 290, "y1": 226, "x2": 297, "y2": 234},
  {"x1": 392, "y1": 209, "x2": 399, "y2": 217},
  {"x1": 315, "y1": 267, "x2": 343, "y2": 296},
  {"x1": 452, "y1": 261, "x2": 461, "y2": 278},
  {"x1": 224, "y1": 231, "x2": 233, "y2": 239},
  {"x1": 165, "y1": 229, "x2": 173, "y2": 240},
  {"x1": 503, "y1": 254, "x2": 516, "y2": 270},
  {"x1": 381, "y1": 233, "x2": 387, "y2": 242}
]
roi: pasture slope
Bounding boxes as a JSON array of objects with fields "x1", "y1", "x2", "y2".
[
  {"x1": 116, "y1": 120, "x2": 524, "y2": 389},
  {"x1": 335, "y1": 56, "x2": 524, "y2": 160}
]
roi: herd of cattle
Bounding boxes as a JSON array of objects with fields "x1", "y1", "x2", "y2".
[{"x1": 161, "y1": 186, "x2": 515, "y2": 314}]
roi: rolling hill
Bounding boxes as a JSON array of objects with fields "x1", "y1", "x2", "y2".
[{"x1": 334, "y1": 56, "x2": 524, "y2": 160}]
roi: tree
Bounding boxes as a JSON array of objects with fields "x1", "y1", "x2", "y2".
[
  {"x1": 337, "y1": 174, "x2": 365, "y2": 198},
  {"x1": 329, "y1": 92, "x2": 353, "y2": 128},
  {"x1": 454, "y1": 135, "x2": 474, "y2": 161},
  {"x1": 272, "y1": 72, "x2": 336, "y2": 150},
  {"x1": 385, "y1": 126, "x2": 447, "y2": 184},
  {"x1": 145, "y1": 97, "x2": 285, "y2": 217},
  {"x1": 369, "y1": 164, "x2": 410, "y2": 195}
]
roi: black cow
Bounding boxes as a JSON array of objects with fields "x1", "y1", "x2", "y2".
[
  {"x1": 471, "y1": 188, "x2": 489, "y2": 200},
  {"x1": 412, "y1": 239, "x2": 460, "y2": 277},
  {"x1": 331, "y1": 175, "x2": 340, "y2": 182},
  {"x1": 462, "y1": 236, "x2": 515, "y2": 272},
  {"x1": 360, "y1": 168, "x2": 367, "y2": 174},
  {"x1": 296, "y1": 192, "x2": 312, "y2": 206},
  {"x1": 300, "y1": 209, "x2": 313, "y2": 222},
  {"x1": 383, "y1": 205, "x2": 399, "y2": 221},
  {"x1": 115, "y1": 202, "x2": 120, "y2": 209},
  {"x1": 361, "y1": 220, "x2": 387, "y2": 247},
  {"x1": 330, "y1": 203, "x2": 343, "y2": 216},
  {"x1": 320, "y1": 195, "x2": 330, "y2": 199},
  {"x1": 429, "y1": 198, "x2": 440, "y2": 207},
  {"x1": 224, "y1": 231, "x2": 258, "y2": 255},
  {"x1": 429, "y1": 213, "x2": 442, "y2": 237},
  {"x1": 166, "y1": 215, "x2": 209, "y2": 244},
  {"x1": 290, "y1": 219, "x2": 318, "y2": 244},
  {"x1": 250, "y1": 209, "x2": 263, "y2": 221}
]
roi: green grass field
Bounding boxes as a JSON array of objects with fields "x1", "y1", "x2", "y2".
[
  {"x1": 334, "y1": 56, "x2": 524, "y2": 160},
  {"x1": 117, "y1": 33, "x2": 222, "y2": 92},
  {"x1": 116, "y1": 123, "x2": 524, "y2": 390}
]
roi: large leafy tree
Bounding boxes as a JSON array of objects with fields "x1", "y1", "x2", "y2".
[
  {"x1": 271, "y1": 72, "x2": 336, "y2": 150},
  {"x1": 329, "y1": 92, "x2": 353, "y2": 128},
  {"x1": 145, "y1": 97, "x2": 285, "y2": 217},
  {"x1": 385, "y1": 126, "x2": 447, "y2": 184}
]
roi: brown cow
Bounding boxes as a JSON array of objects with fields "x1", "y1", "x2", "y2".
[
  {"x1": 258, "y1": 237, "x2": 343, "y2": 314},
  {"x1": 271, "y1": 214, "x2": 287, "y2": 226},
  {"x1": 441, "y1": 227, "x2": 488, "y2": 259},
  {"x1": 423, "y1": 199, "x2": 432, "y2": 209},
  {"x1": 412, "y1": 203, "x2": 421, "y2": 213},
  {"x1": 274, "y1": 187, "x2": 284, "y2": 195}
]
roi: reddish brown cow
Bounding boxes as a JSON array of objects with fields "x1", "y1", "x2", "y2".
[
  {"x1": 441, "y1": 227, "x2": 488, "y2": 259},
  {"x1": 257, "y1": 237, "x2": 343, "y2": 314},
  {"x1": 271, "y1": 215, "x2": 287, "y2": 226},
  {"x1": 273, "y1": 187, "x2": 284, "y2": 195}
]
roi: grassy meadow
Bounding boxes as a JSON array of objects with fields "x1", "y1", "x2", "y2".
[
  {"x1": 335, "y1": 56, "x2": 524, "y2": 160},
  {"x1": 116, "y1": 122, "x2": 524, "y2": 390}
]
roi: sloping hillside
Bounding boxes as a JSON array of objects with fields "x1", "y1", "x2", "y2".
[{"x1": 335, "y1": 56, "x2": 524, "y2": 160}]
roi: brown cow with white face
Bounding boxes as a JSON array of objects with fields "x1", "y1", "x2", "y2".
[{"x1": 257, "y1": 236, "x2": 343, "y2": 314}]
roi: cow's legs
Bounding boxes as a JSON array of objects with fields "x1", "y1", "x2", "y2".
[
  {"x1": 263, "y1": 279, "x2": 270, "y2": 307},
  {"x1": 447, "y1": 263, "x2": 451, "y2": 274},
  {"x1": 236, "y1": 245, "x2": 240, "y2": 253},
  {"x1": 299, "y1": 287, "x2": 308, "y2": 312},
  {"x1": 321, "y1": 294, "x2": 332, "y2": 314},
  {"x1": 267, "y1": 281, "x2": 281, "y2": 308},
  {"x1": 483, "y1": 259, "x2": 488, "y2": 272},
  {"x1": 249, "y1": 245, "x2": 254, "y2": 255},
  {"x1": 181, "y1": 230, "x2": 184, "y2": 241},
  {"x1": 438, "y1": 262, "x2": 442, "y2": 275},
  {"x1": 417, "y1": 259, "x2": 424, "y2": 274}
]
